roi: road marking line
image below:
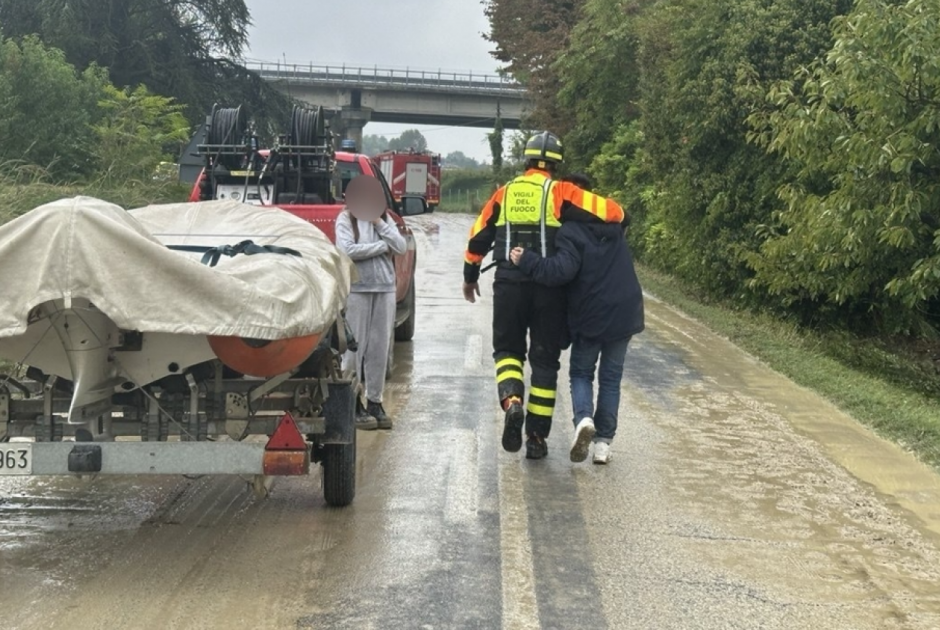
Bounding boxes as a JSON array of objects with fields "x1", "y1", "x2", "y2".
[
  {"x1": 464, "y1": 334, "x2": 483, "y2": 370},
  {"x1": 498, "y1": 427, "x2": 541, "y2": 630},
  {"x1": 444, "y1": 429, "x2": 479, "y2": 525}
]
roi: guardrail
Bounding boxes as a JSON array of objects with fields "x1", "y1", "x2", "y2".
[{"x1": 245, "y1": 62, "x2": 526, "y2": 95}]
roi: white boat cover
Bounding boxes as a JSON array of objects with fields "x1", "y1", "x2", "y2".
[{"x1": 0, "y1": 196, "x2": 355, "y2": 340}]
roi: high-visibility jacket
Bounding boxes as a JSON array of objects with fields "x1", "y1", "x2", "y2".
[
  {"x1": 464, "y1": 169, "x2": 625, "y2": 284},
  {"x1": 494, "y1": 170, "x2": 562, "y2": 262}
]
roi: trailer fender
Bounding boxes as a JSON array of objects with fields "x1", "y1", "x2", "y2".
[{"x1": 321, "y1": 380, "x2": 355, "y2": 444}]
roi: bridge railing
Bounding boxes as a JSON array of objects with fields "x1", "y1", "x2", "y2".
[{"x1": 245, "y1": 61, "x2": 526, "y2": 95}]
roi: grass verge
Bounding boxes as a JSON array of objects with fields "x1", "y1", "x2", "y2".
[
  {"x1": 636, "y1": 263, "x2": 940, "y2": 469},
  {"x1": 0, "y1": 179, "x2": 189, "y2": 224}
]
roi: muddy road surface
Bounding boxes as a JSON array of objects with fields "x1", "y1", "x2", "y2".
[{"x1": 3, "y1": 214, "x2": 940, "y2": 629}]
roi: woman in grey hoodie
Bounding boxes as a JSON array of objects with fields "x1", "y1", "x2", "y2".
[{"x1": 335, "y1": 208, "x2": 407, "y2": 429}]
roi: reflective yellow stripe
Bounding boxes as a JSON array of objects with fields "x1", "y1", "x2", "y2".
[
  {"x1": 526, "y1": 401, "x2": 554, "y2": 417},
  {"x1": 471, "y1": 214, "x2": 487, "y2": 234},
  {"x1": 529, "y1": 386, "x2": 555, "y2": 400},
  {"x1": 523, "y1": 148, "x2": 563, "y2": 162},
  {"x1": 496, "y1": 357, "x2": 523, "y2": 370},
  {"x1": 470, "y1": 189, "x2": 503, "y2": 234},
  {"x1": 545, "y1": 197, "x2": 562, "y2": 227},
  {"x1": 583, "y1": 191, "x2": 607, "y2": 221},
  {"x1": 497, "y1": 369, "x2": 524, "y2": 383}
]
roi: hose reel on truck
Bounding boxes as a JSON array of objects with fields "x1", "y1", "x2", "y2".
[{"x1": 196, "y1": 104, "x2": 339, "y2": 207}]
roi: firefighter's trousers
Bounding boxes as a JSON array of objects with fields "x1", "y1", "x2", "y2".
[{"x1": 492, "y1": 279, "x2": 567, "y2": 439}]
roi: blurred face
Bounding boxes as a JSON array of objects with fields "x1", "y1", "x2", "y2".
[{"x1": 345, "y1": 175, "x2": 386, "y2": 220}]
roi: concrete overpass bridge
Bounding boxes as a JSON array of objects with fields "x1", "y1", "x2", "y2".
[{"x1": 246, "y1": 61, "x2": 528, "y2": 148}]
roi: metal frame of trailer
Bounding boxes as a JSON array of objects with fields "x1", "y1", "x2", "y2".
[{"x1": 0, "y1": 362, "x2": 359, "y2": 506}]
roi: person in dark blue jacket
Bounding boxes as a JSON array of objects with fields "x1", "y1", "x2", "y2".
[{"x1": 510, "y1": 176, "x2": 644, "y2": 464}]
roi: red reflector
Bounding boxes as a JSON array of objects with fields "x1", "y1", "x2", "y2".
[
  {"x1": 263, "y1": 450, "x2": 310, "y2": 476},
  {"x1": 265, "y1": 413, "x2": 307, "y2": 451}
]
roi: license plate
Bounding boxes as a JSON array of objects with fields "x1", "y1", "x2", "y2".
[{"x1": 0, "y1": 444, "x2": 32, "y2": 475}]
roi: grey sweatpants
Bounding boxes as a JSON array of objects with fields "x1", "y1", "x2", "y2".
[{"x1": 343, "y1": 291, "x2": 396, "y2": 403}]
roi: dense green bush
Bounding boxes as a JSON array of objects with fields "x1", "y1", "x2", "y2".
[
  {"x1": 750, "y1": 0, "x2": 940, "y2": 334},
  {"x1": 627, "y1": 0, "x2": 852, "y2": 304},
  {"x1": 0, "y1": 35, "x2": 106, "y2": 178},
  {"x1": 93, "y1": 84, "x2": 190, "y2": 184},
  {"x1": 0, "y1": 34, "x2": 189, "y2": 184},
  {"x1": 491, "y1": 0, "x2": 940, "y2": 334},
  {"x1": 0, "y1": 0, "x2": 289, "y2": 130}
]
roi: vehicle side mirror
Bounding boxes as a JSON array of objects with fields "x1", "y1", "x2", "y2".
[{"x1": 400, "y1": 195, "x2": 429, "y2": 216}]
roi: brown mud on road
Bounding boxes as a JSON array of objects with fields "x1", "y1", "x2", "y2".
[{"x1": 612, "y1": 298, "x2": 940, "y2": 628}]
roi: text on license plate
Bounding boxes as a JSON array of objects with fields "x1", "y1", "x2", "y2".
[{"x1": 0, "y1": 444, "x2": 32, "y2": 475}]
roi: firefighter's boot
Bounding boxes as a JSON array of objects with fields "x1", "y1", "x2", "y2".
[
  {"x1": 502, "y1": 397, "x2": 525, "y2": 453},
  {"x1": 525, "y1": 434, "x2": 548, "y2": 460}
]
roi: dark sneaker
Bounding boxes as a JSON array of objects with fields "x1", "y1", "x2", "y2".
[
  {"x1": 501, "y1": 400, "x2": 525, "y2": 452},
  {"x1": 355, "y1": 398, "x2": 378, "y2": 431},
  {"x1": 367, "y1": 401, "x2": 393, "y2": 430},
  {"x1": 355, "y1": 409, "x2": 378, "y2": 431},
  {"x1": 525, "y1": 435, "x2": 548, "y2": 460}
]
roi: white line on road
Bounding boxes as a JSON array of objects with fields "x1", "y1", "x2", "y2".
[
  {"x1": 443, "y1": 429, "x2": 480, "y2": 526},
  {"x1": 498, "y1": 419, "x2": 541, "y2": 630},
  {"x1": 464, "y1": 334, "x2": 483, "y2": 370}
]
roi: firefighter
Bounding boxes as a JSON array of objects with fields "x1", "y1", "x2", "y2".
[{"x1": 462, "y1": 131, "x2": 625, "y2": 459}]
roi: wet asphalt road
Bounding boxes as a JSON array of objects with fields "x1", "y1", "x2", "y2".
[{"x1": 3, "y1": 214, "x2": 940, "y2": 629}]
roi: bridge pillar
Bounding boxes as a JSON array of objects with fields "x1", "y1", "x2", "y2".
[
  {"x1": 330, "y1": 124, "x2": 348, "y2": 149},
  {"x1": 339, "y1": 107, "x2": 372, "y2": 152}
]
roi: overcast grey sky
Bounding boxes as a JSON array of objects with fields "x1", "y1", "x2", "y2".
[{"x1": 243, "y1": 0, "x2": 501, "y2": 161}]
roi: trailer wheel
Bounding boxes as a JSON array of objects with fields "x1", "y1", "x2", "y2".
[
  {"x1": 321, "y1": 436, "x2": 356, "y2": 507},
  {"x1": 394, "y1": 279, "x2": 416, "y2": 342}
]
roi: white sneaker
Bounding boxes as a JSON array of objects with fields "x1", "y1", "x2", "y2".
[
  {"x1": 569, "y1": 417, "x2": 596, "y2": 463},
  {"x1": 593, "y1": 442, "x2": 612, "y2": 465}
]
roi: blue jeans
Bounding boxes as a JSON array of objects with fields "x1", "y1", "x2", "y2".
[{"x1": 569, "y1": 336, "x2": 631, "y2": 443}]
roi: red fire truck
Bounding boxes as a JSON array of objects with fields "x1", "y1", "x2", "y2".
[{"x1": 375, "y1": 150, "x2": 441, "y2": 210}]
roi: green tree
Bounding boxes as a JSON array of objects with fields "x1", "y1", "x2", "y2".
[
  {"x1": 362, "y1": 134, "x2": 390, "y2": 156},
  {"x1": 93, "y1": 84, "x2": 190, "y2": 183},
  {"x1": 0, "y1": 34, "x2": 107, "y2": 178},
  {"x1": 750, "y1": 0, "x2": 940, "y2": 333},
  {"x1": 554, "y1": 0, "x2": 648, "y2": 170},
  {"x1": 628, "y1": 0, "x2": 851, "y2": 299},
  {"x1": 388, "y1": 129, "x2": 428, "y2": 152},
  {"x1": 0, "y1": 0, "x2": 291, "y2": 130},
  {"x1": 443, "y1": 151, "x2": 482, "y2": 169},
  {"x1": 506, "y1": 131, "x2": 531, "y2": 166},
  {"x1": 586, "y1": 120, "x2": 650, "y2": 228},
  {"x1": 488, "y1": 110, "x2": 504, "y2": 175},
  {"x1": 484, "y1": 0, "x2": 586, "y2": 134}
]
